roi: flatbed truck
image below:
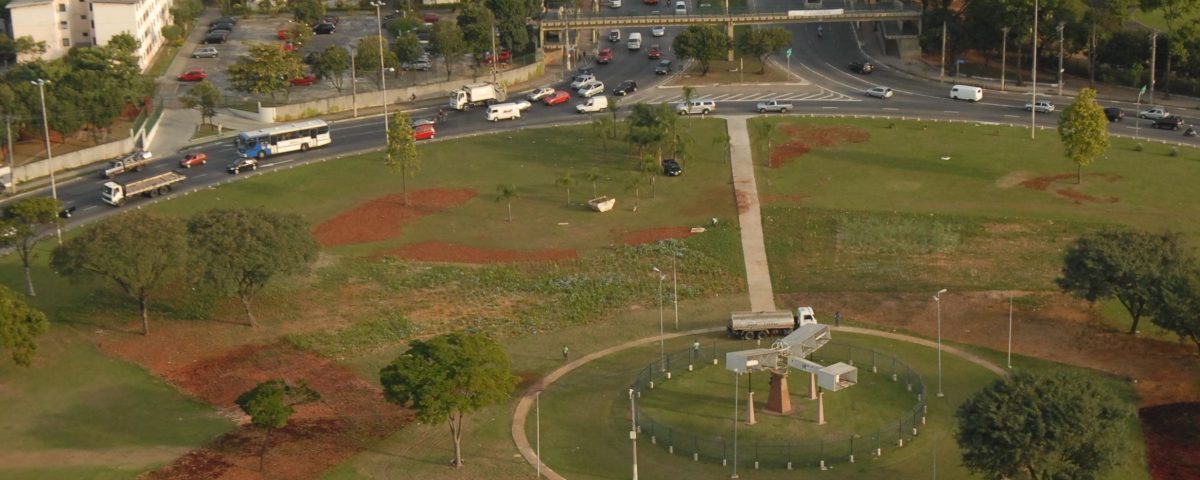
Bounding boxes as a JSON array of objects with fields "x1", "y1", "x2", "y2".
[{"x1": 102, "y1": 171, "x2": 186, "y2": 206}]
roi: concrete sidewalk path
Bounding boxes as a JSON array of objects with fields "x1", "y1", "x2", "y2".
[{"x1": 724, "y1": 115, "x2": 776, "y2": 312}]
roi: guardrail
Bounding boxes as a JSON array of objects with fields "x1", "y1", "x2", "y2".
[{"x1": 539, "y1": 9, "x2": 920, "y2": 29}]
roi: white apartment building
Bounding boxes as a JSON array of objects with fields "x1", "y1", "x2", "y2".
[{"x1": 5, "y1": 0, "x2": 172, "y2": 70}]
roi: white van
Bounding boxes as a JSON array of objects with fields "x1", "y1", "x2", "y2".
[
  {"x1": 949, "y1": 85, "x2": 983, "y2": 102},
  {"x1": 608, "y1": 0, "x2": 622, "y2": 7},
  {"x1": 485, "y1": 103, "x2": 522, "y2": 122},
  {"x1": 627, "y1": 32, "x2": 642, "y2": 51},
  {"x1": 674, "y1": 0, "x2": 687, "y2": 14},
  {"x1": 576, "y1": 96, "x2": 609, "y2": 113}
]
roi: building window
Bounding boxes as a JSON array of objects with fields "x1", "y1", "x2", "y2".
[
  {"x1": 59, "y1": 21, "x2": 69, "y2": 29},
  {"x1": 57, "y1": 3, "x2": 66, "y2": 11},
  {"x1": 80, "y1": 14, "x2": 87, "y2": 19},
  {"x1": 62, "y1": 38, "x2": 70, "y2": 47},
  {"x1": 82, "y1": 31, "x2": 89, "y2": 37}
]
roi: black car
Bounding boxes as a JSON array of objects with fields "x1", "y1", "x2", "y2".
[
  {"x1": 208, "y1": 22, "x2": 234, "y2": 33},
  {"x1": 313, "y1": 23, "x2": 336, "y2": 34},
  {"x1": 304, "y1": 51, "x2": 321, "y2": 65},
  {"x1": 575, "y1": 67, "x2": 594, "y2": 76},
  {"x1": 1104, "y1": 107, "x2": 1125, "y2": 122},
  {"x1": 662, "y1": 159, "x2": 682, "y2": 177},
  {"x1": 58, "y1": 203, "x2": 76, "y2": 219},
  {"x1": 613, "y1": 80, "x2": 638, "y2": 96},
  {"x1": 210, "y1": 16, "x2": 236, "y2": 27},
  {"x1": 202, "y1": 32, "x2": 228, "y2": 44},
  {"x1": 1152, "y1": 116, "x2": 1184, "y2": 130},
  {"x1": 654, "y1": 59, "x2": 672, "y2": 75},
  {"x1": 228, "y1": 158, "x2": 259, "y2": 174},
  {"x1": 849, "y1": 61, "x2": 875, "y2": 74}
]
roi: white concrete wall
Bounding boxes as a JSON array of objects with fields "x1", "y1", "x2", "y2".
[{"x1": 12, "y1": 137, "x2": 136, "y2": 186}]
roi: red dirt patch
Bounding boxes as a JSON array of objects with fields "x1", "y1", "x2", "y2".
[
  {"x1": 1140, "y1": 403, "x2": 1200, "y2": 480},
  {"x1": 1018, "y1": 173, "x2": 1123, "y2": 204},
  {"x1": 376, "y1": 241, "x2": 578, "y2": 264},
  {"x1": 768, "y1": 124, "x2": 870, "y2": 169},
  {"x1": 313, "y1": 189, "x2": 476, "y2": 247},
  {"x1": 620, "y1": 226, "x2": 694, "y2": 245},
  {"x1": 1054, "y1": 188, "x2": 1119, "y2": 204}
]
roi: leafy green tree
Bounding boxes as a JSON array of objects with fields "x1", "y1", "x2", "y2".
[
  {"x1": 458, "y1": 2, "x2": 497, "y2": 69},
  {"x1": 386, "y1": 111, "x2": 420, "y2": 206},
  {"x1": 393, "y1": 32, "x2": 424, "y2": 66},
  {"x1": 495, "y1": 184, "x2": 519, "y2": 222},
  {"x1": 1, "y1": 197, "x2": 61, "y2": 296},
  {"x1": 1057, "y1": 88, "x2": 1109, "y2": 184},
  {"x1": 1057, "y1": 228, "x2": 1190, "y2": 334},
  {"x1": 227, "y1": 43, "x2": 306, "y2": 103},
  {"x1": 179, "y1": 80, "x2": 221, "y2": 125},
  {"x1": 431, "y1": 21, "x2": 467, "y2": 80},
  {"x1": 284, "y1": 22, "x2": 314, "y2": 48},
  {"x1": 586, "y1": 167, "x2": 602, "y2": 197},
  {"x1": 672, "y1": 25, "x2": 730, "y2": 75},
  {"x1": 169, "y1": 0, "x2": 204, "y2": 27},
  {"x1": 734, "y1": 27, "x2": 791, "y2": 73},
  {"x1": 187, "y1": 209, "x2": 318, "y2": 327},
  {"x1": 1149, "y1": 266, "x2": 1200, "y2": 353},
  {"x1": 0, "y1": 284, "x2": 49, "y2": 367},
  {"x1": 626, "y1": 103, "x2": 667, "y2": 159},
  {"x1": 956, "y1": 371, "x2": 1129, "y2": 480},
  {"x1": 290, "y1": 0, "x2": 326, "y2": 25},
  {"x1": 486, "y1": 0, "x2": 533, "y2": 53},
  {"x1": 1140, "y1": 0, "x2": 1198, "y2": 96},
  {"x1": 313, "y1": 45, "x2": 351, "y2": 92},
  {"x1": 0, "y1": 35, "x2": 47, "y2": 65},
  {"x1": 625, "y1": 172, "x2": 646, "y2": 212},
  {"x1": 355, "y1": 36, "x2": 400, "y2": 88},
  {"x1": 555, "y1": 171, "x2": 576, "y2": 205},
  {"x1": 161, "y1": 25, "x2": 184, "y2": 46},
  {"x1": 51, "y1": 212, "x2": 188, "y2": 335},
  {"x1": 379, "y1": 333, "x2": 517, "y2": 467},
  {"x1": 1083, "y1": 0, "x2": 1134, "y2": 86},
  {"x1": 236, "y1": 379, "x2": 320, "y2": 472},
  {"x1": 640, "y1": 154, "x2": 659, "y2": 198}
]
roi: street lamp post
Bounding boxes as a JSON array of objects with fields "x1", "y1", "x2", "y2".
[
  {"x1": 629, "y1": 388, "x2": 638, "y2": 480},
  {"x1": 1149, "y1": 32, "x2": 1158, "y2": 103},
  {"x1": 31, "y1": 79, "x2": 61, "y2": 244},
  {"x1": 350, "y1": 48, "x2": 358, "y2": 117},
  {"x1": 536, "y1": 391, "x2": 542, "y2": 479},
  {"x1": 371, "y1": 1, "x2": 390, "y2": 134},
  {"x1": 1057, "y1": 22, "x2": 1065, "y2": 96},
  {"x1": 1001, "y1": 26, "x2": 1010, "y2": 91},
  {"x1": 652, "y1": 266, "x2": 666, "y2": 370},
  {"x1": 491, "y1": 24, "x2": 499, "y2": 83},
  {"x1": 934, "y1": 288, "x2": 947, "y2": 397},
  {"x1": 732, "y1": 369, "x2": 740, "y2": 479},
  {"x1": 672, "y1": 252, "x2": 679, "y2": 330}
]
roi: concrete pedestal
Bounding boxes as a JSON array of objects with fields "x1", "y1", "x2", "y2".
[{"x1": 765, "y1": 372, "x2": 793, "y2": 415}]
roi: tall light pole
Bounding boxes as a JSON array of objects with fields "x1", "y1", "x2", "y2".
[
  {"x1": 491, "y1": 24, "x2": 499, "y2": 83},
  {"x1": 671, "y1": 252, "x2": 679, "y2": 331},
  {"x1": 1001, "y1": 27, "x2": 1010, "y2": 91},
  {"x1": 350, "y1": 47, "x2": 358, "y2": 117},
  {"x1": 1149, "y1": 32, "x2": 1158, "y2": 103},
  {"x1": 31, "y1": 79, "x2": 61, "y2": 244},
  {"x1": 934, "y1": 288, "x2": 947, "y2": 397},
  {"x1": 536, "y1": 391, "x2": 542, "y2": 479},
  {"x1": 1030, "y1": 0, "x2": 1039, "y2": 140},
  {"x1": 652, "y1": 266, "x2": 665, "y2": 370},
  {"x1": 1007, "y1": 296, "x2": 1014, "y2": 369},
  {"x1": 371, "y1": 1, "x2": 390, "y2": 135},
  {"x1": 939, "y1": 23, "x2": 947, "y2": 82},
  {"x1": 731, "y1": 369, "x2": 740, "y2": 479},
  {"x1": 629, "y1": 388, "x2": 638, "y2": 480},
  {"x1": 1057, "y1": 22, "x2": 1065, "y2": 96}
]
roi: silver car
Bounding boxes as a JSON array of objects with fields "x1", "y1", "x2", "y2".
[
  {"x1": 579, "y1": 82, "x2": 606, "y2": 98},
  {"x1": 865, "y1": 86, "x2": 894, "y2": 99},
  {"x1": 192, "y1": 46, "x2": 219, "y2": 58},
  {"x1": 651, "y1": 26, "x2": 666, "y2": 37},
  {"x1": 527, "y1": 87, "x2": 555, "y2": 101}
]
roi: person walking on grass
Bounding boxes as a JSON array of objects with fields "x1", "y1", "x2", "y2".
[{"x1": 562, "y1": 345, "x2": 569, "y2": 362}]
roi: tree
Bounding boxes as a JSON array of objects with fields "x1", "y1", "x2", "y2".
[
  {"x1": 586, "y1": 167, "x2": 602, "y2": 198},
  {"x1": 1057, "y1": 228, "x2": 1190, "y2": 334},
  {"x1": 591, "y1": 115, "x2": 614, "y2": 159},
  {"x1": 0, "y1": 285, "x2": 49, "y2": 367},
  {"x1": 734, "y1": 27, "x2": 791, "y2": 73},
  {"x1": 179, "y1": 80, "x2": 221, "y2": 125},
  {"x1": 386, "y1": 111, "x2": 420, "y2": 206},
  {"x1": 956, "y1": 372, "x2": 1129, "y2": 480},
  {"x1": 312, "y1": 45, "x2": 351, "y2": 92},
  {"x1": 1057, "y1": 88, "x2": 1110, "y2": 184},
  {"x1": 284, "y1": 22, "x2": 314, "y2": 48},
  {"x1": 236, "y1": 379, "x2": 320, "y2": 473},
  {"x1": 393, "y1": 32, "x2": 424, "y2": 67},
  {"x1": 290, "y1": 0, "x2": 326, "y2": 25},
  {"x1": 672, "y1": 25, "x2": 729, "y2": 75},
  {"x1": 626, "y1": 103, "x2": 667, "y2": 159},
  {"x1": 750, "y1": 120, "x2": 773, "y2": 166},
  {"x1": 227, "y1": 43, "x2": 306, "y2": 103},
  {"x1": 457, "y1": 2, "x2": 497, "y2": 70},
  {"x1": 1149, "y1": 266, "x2": 1200, "y2": 353},
  {"x1": 161, "y1": 25, "x2": 184, "y2": 46},
  {"x1": 555, "y1": 171, "x2": 576, "y2": 205},
  {"x1": 169, "y1": 0, "x2": 204, "y2": 27},
  {"x1": 625, "y1": 172, "x2": 645, "y2": 212},
  {"x1": 379, "y1": 333, "x2": 516, "y2": 467},
  {"x1": 1140, "y1": 0, "x2": 1198, "y2": 96},
  {"x1": 187, "y1": 209, "x2": 318, "y2": 327},
  {"x1": 0, "y1": 197, "x2": 61, "y2": 296},
  {"x1": 355, "y1": 36, "x2": 399, "y2": 88},
  {"x1": 431, "y1": 21, "x2": 467, "y2": 80},
  {"x1": 640, "y1": 155, "x2": 659, "y2": 199},
  {"x1": 486, "y1": 0, "x2": 534, "y2": 53},
  {"x1": 51, "y1": 212, "x2": 187, "y2": 335},
  {"x1": 495, "y1": 184, "x2": 519, "y2": 222}
]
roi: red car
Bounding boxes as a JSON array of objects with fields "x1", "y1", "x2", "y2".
[
  {"x1": 413, "y1": 123, "x2": 436, "y2": 140},
  {"x1": 423, "y1": 12, "x2": 439, "y2": 23},
  {"x1": 597, "y1": 48, "x2": 613, "y2": 64},
  {"x1": 179, "y1": 152, "x2": 208, "y2": 168},
  {"x1": 277, "y1": 29, "x2": 288, "y2": 40},
  {"x1": 290, "y1": 74, "x2": 318, "y2": 86},
  {"x1": 644, "y1": 0, "x2": 658, "y2": 4},
  {"x1": 543, "y1": 89, "x2": 571, "y2": 106},
  {"x1": 648, "y1": 45, "x2": 662, "y2": 59},
  {"x1": 486, "y1": 50, "x2": 512, "y2": 64},
  {"x1": 177, "y1": 68, "x2": 207, "y2": 81},
  {"x1": 282, "y1": 41, "x2": 296, "y2": 52}
]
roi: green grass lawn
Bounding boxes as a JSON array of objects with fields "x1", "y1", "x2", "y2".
[{"x1": 1131, "y1": 7, "x2": 1200, "y2": 33}]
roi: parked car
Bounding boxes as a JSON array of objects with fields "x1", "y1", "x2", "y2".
[
  {"x1": 662, "y1": 158, "x2": 682, "y2": 176},
  {"x1": 1153, "y1": 116, "x2": 1184, "y2": 130},
  {"x1": 676, "y1": 99, "x2": 716, "y2": 115},
  {"x1": 191, "y1": 47, "x2": 219, "y2": 59},
  {"x1": 651, "y1": 26, "x2": 666, "y2": 37},
  {"x1": 277, "y1": 29, "x2": 289, "y2": 40},
  {"x1": 401, "y1": 59, "x2": 431, "y2": 70},
  {"x1": 423, "y1": 12, "x2": 440, "y2": 23},
  {"x1": 1138, "y1": 107, "x2": 1169, "y2": 120},
  {"x1": 210, "y1": 16, "x2": 236, "y2": 27},
  {"x1": 413, "y1": 123, "x2": 436, "y2": 140},
  {"x1": 865, "y1": 86, "x2": 894, "y2": 99},
  {"x1": 648, "y1": 45, "x2": 662, "y2": 59},
  {"x1": 208, "y1": 22, "x2": 234, "y2": 33},
  {"x1": 597, "y1": 48, "x2": 614, "y2": 64},
  {"x1": 290, "y1": 74, "x2": 318, "y2": 86},
  {"x1": 579, "y1": 81, "x2": 606, "y2": 98},
  {"x1": 613, "y1": 80, "x2": 638, "y2": 96},
  {"x1": 527, "y1": 87, "x2": 555, "y2": 101},
  {"x1": 177, "y1": 68, "x2": 207, "y2": 81},
  {"x1": 849, "y1": 61, "x2": 875, "y2": 74},
  {"x1": 179, "y1": 152, "x2": 208, "y2": 168},
  {"x1": 228, "y1": 158, "x2": 259, "y2": 174},
  {"x1": 313, "y1": 23, "x2": 336, "y2": 34},
  {"x1": 1104, "y1": 107, "x2": 1125, "y2": 122},
  {"x1": 570, "y1": 74, "x2": 597, "y2": 89},
  {"x1": 281, "y1": 41, "x2": 296, "y2": 53},
  {"x1": 202, "y1": 32, "x2": 228, "y2": 44},
  {"x1": 304, "y1": 51, "x2": 321, "y2": 65},
  {"x1": 654, "y1": 59, "x2": 672, "y2": 75},
  {"x1": 485, "y1": 50, "x2": 512, "y2": 64},
  {"x1": 543, "y1": 89, "x2": 571, "y2": 106}
]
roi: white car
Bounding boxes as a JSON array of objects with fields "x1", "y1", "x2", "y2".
[
  {"x1": 651, "y1": 26, "x2": 666, "y2": 37},
  {"x1": 513, "y1": 99, "x2": 533, "y2": 111},
  {"x1": 865, "y1": 86, "x2": 894, "y2": 99},
  {"x1": 674, "y1": 0, "x2": 686, "y2": 14},
  {"x1": 1138, "y1": 107, "x2": 1170, "y2": 120},
  {"x1": 608, "y1": 0, "x2": 622, "y2": 6},
  {"x1": 579, "y1": 81, "x2": 606, "y2": 98},
  {"x1": 527, "y1": 87, "x2": 555, "y2": 101},
  {"x1": 1025, "y1": 101, "x2": 1055, "y2": 113},
  {"x1": 570, "y1": 74, "x2": 596, "y2": 90}
]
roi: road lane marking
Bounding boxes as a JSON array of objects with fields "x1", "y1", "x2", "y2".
[{"x1": 943, "y1": 110, "x2": 960, "y2": 114}]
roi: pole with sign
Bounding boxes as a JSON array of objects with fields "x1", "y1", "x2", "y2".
[
  {"x1": 786, "y1": 47, "x2": 793, "y2": 81},
  {"x1": 1136, "y1": 84, "x2": 1146, "y2": 139}
]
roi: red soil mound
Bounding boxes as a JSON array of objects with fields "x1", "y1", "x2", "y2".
[
  {"x1": 313, "y1": 189, "x2": 476, "y2": 247},
  {"x1": 1018, "y1": 173, "x2": 1122, "y2": 204},
  {"x1": 621, "y1": 226, "x2": 694, "y2": 244},
  {"x1": 768, "y1": 124, "x2": 870, "y2": 168},
  {"x1": 376, "y1": 241, "x2": 578, "y2": 264}
]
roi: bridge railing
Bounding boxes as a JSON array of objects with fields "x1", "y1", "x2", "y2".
[{"x1": 540, "y1": 0, "x2": 919, "y2": 22}]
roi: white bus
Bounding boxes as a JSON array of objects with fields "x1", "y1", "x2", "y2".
[{"x1": 235, "y1": 119, "x2": 332, "y2": 159}]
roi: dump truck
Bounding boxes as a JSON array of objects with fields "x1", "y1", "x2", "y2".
[
  {"x1": 102, "y1": 171, "x2": 186, "y2": 206},
  {"x1": 448, "y1": 82, "x2": 505, "y2": 111},
  {"x1": 727, "y1": 307, "x2": 817, "y2": 339},
  {"x1": 99, "y1": 150, "x2": 153, "y2": 179}
]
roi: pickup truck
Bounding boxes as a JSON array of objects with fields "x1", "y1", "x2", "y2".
[
  {"x1": 1138, "y1": 107, "x2": 1170, "y2": 120},
  {"x1": 756, "y1": 100, "x2": 793, "y2": 113},
  {"x1": 100, "y1": 150, "x2": 153, "y2": 179}
]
